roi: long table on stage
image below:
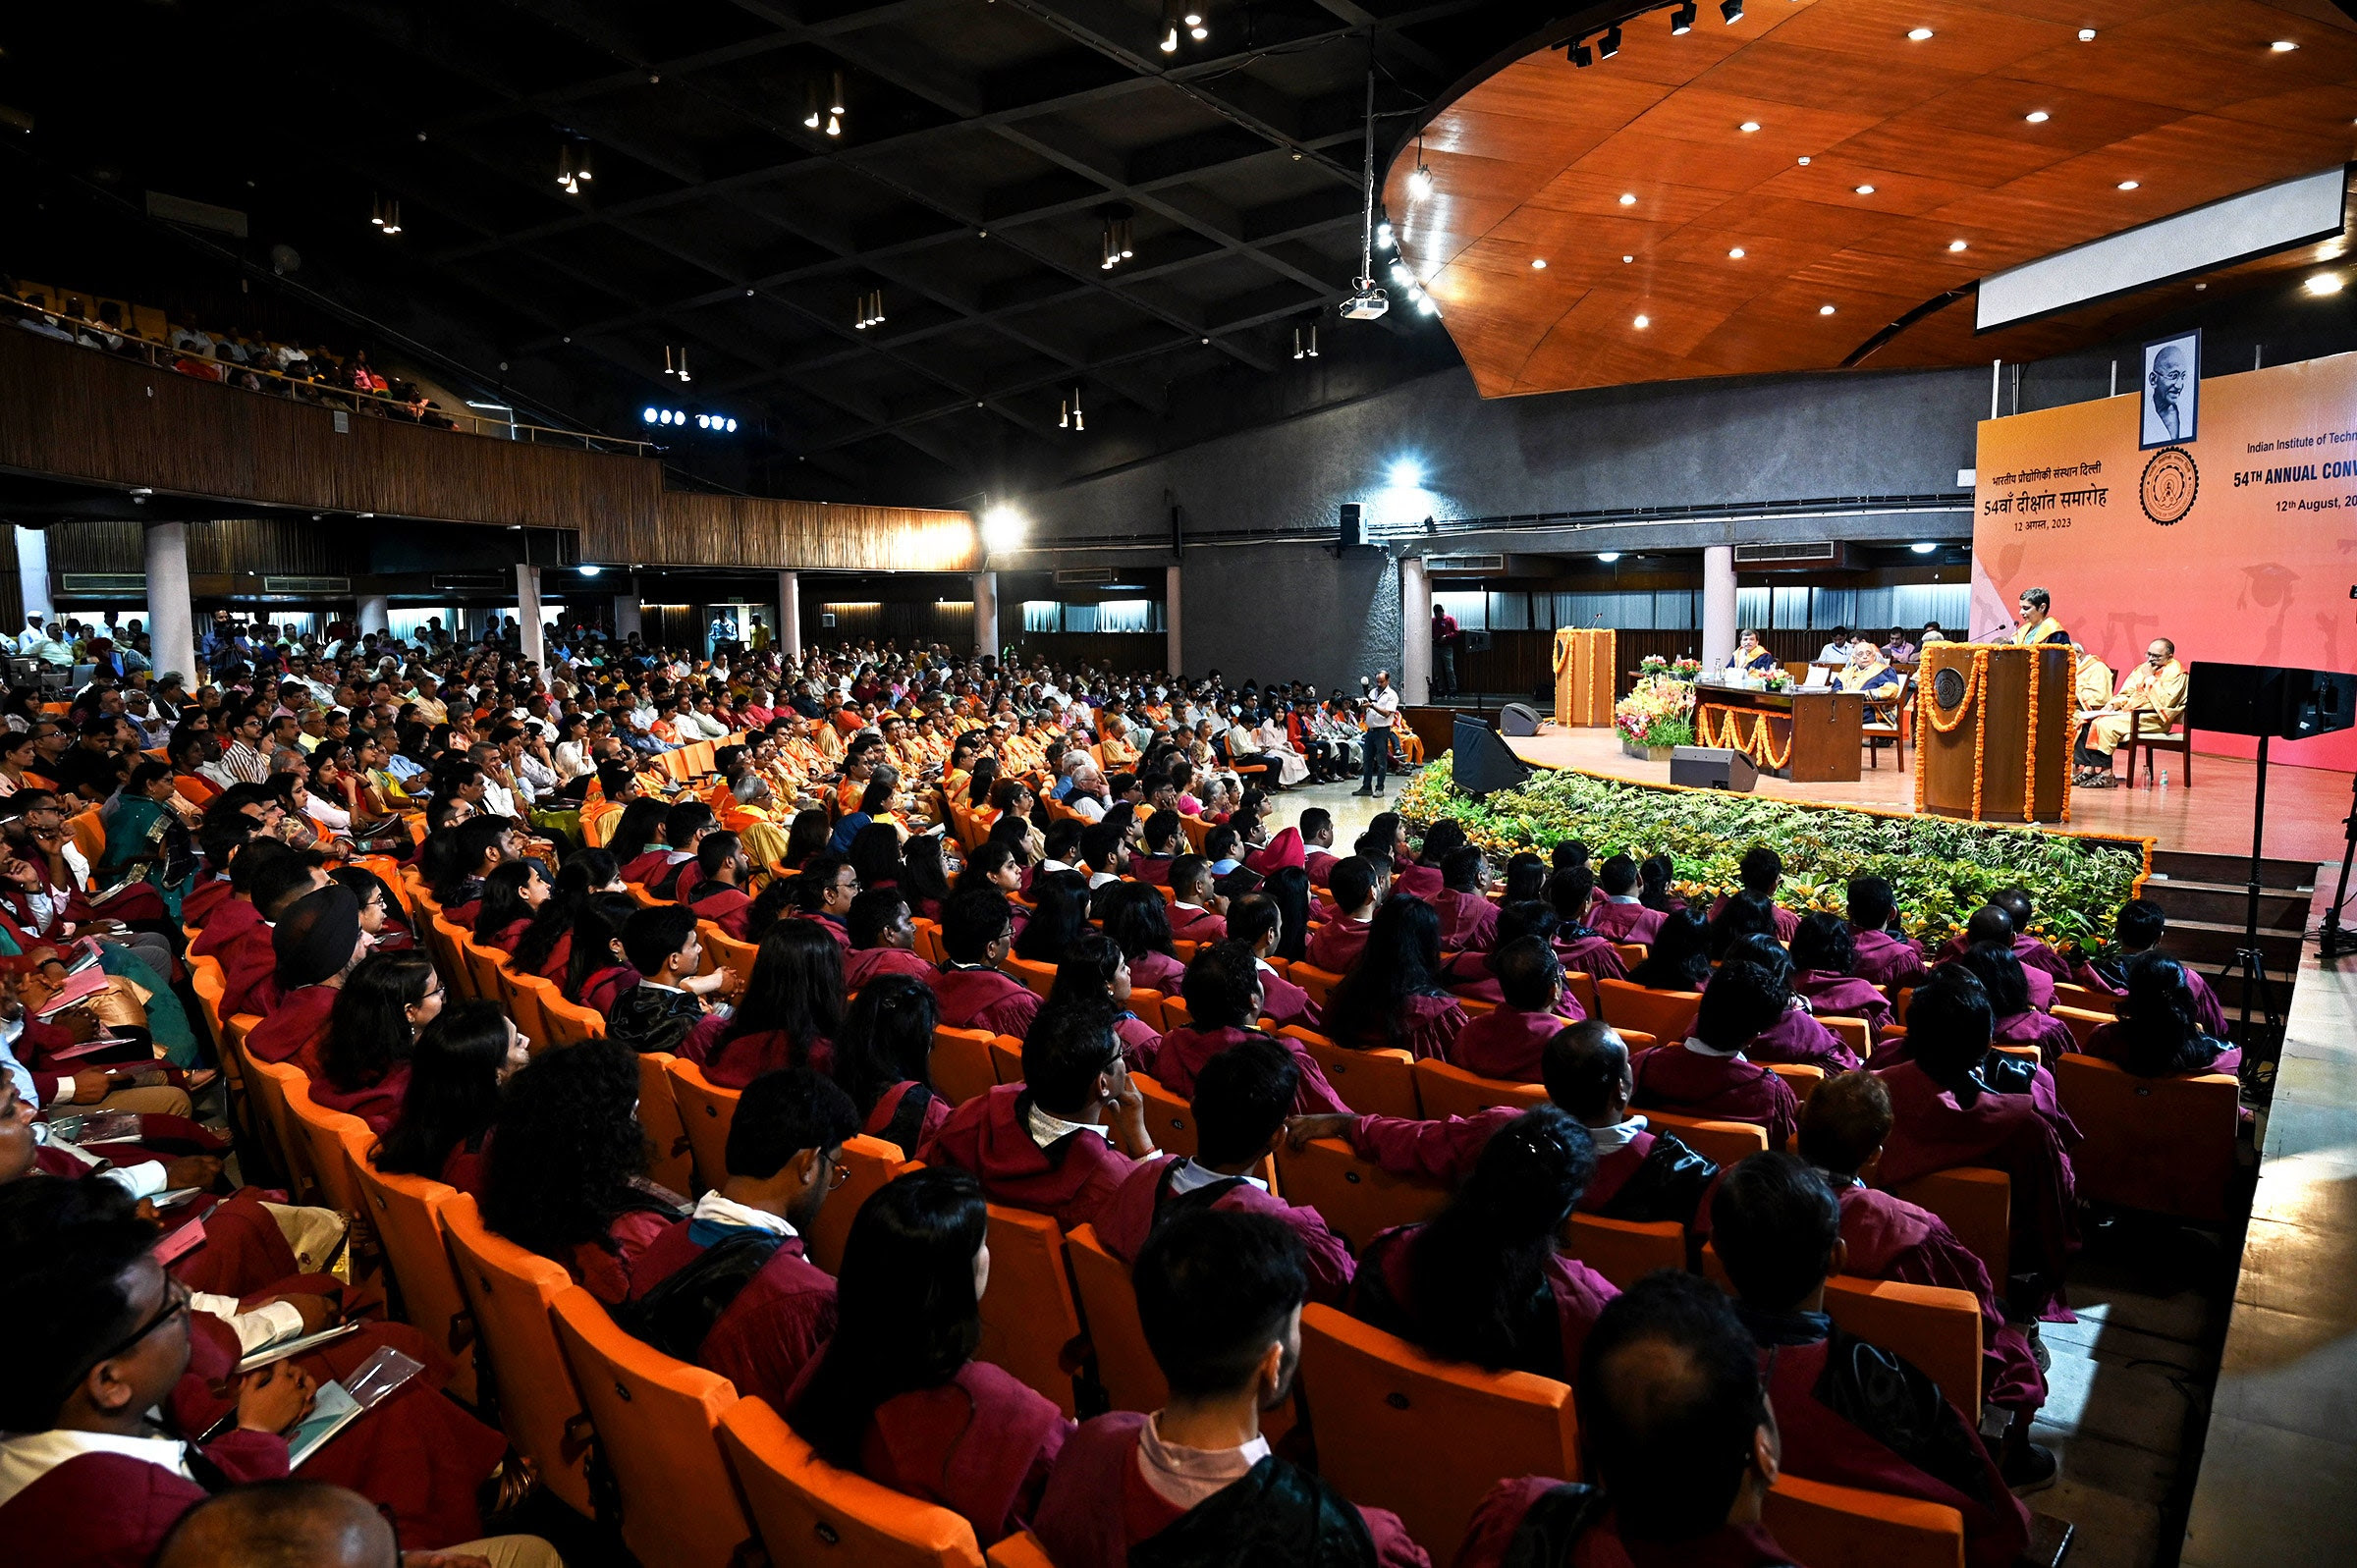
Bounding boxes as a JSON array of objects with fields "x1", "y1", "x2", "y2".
[{"x1": 1691, "y1": 682, "x2": 1865, "y2": 784}]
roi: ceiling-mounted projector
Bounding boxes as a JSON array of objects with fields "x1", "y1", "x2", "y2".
[{"x1": 1341, "y1": 284, "x2": 1389, "y2": 320}]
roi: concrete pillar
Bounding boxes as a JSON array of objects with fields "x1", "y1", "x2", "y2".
[
  {"x1": 777, "y1": 570, "x2": 801, "y2": 661},
  {"x1": 972, "y1": 570, "x2": 999, "y2": 662},
  {"x1": 14, "y1": 525, "x2": 50, "y2": 633},
  {"x1": 143, "y1": 521, "x2": 196, "y2": 684},
  {"x1": 1164, "y1": 564, "x2": 1182, "y2": 678},
  {"x1": 1703, "y1": 544, "x2": 1736, "y2": 673},
  {"x1": 515, "y1": 563, "x2": 546, "y2": 669},
  {"x1": 613, "y1": 593, "x2": 641, "y2": 640},
  {"x1": 356, "y1": 593, "x2": 390, "y2": 635},
  {"x1": 1399, "y1": 555, "x2": 1432, "y2": 705}
]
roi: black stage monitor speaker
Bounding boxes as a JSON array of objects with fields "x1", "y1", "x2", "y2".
[
  {"x1": 1339, "y1": 503, "x2": 1365, "y2": 549},
  {"x1": 2184, "y1": 662, "x2": 2356, "y2": 740},
  {"x1": 1670, "y1": 745, "x2": 1758, "y2": 792},
  {"x1": 1453, "y1": 715, "x2": 1534, "y2": 797},
  {"x1": 1500, "y1": 703, "x2": 1543, "y2": 737}
]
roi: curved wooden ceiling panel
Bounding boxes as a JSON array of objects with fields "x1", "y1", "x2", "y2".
[{"x1": 1389, "y1": 0, "x2": 2357, "y2": 396}]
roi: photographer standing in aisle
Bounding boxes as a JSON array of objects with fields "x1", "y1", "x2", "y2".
[{"x1": 1354, "y1": 671, "x2": 1399, "y2": 797}]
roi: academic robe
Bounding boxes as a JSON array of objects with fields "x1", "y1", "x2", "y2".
[
  {"x1": 1127, "y1": 947, "x2": 1186, "y2": 995},
  {"x1": 1994, "y1": 1007, "x2": 2075, "y2": 1066},
  {"x1": 1130, "y1": 854, "x2": 1176, "y2": 887},
  {"x1": 1255, "y1": 963, "x2": 1319, "y2": 1030},
  {"x1": 1168, "y1": 904, "x2": 1229, "y2": 942},
  {"x1": 1353, "y1": 1223, "x2": 1618, "y2": 1380},
  {"x1": 184, "y1": 883, "x2": 245, "y2": 946},
  {"x1": 1555, "y1": 933, "x2": 1631, "y2": 985},
  {"x1": 845, "y1": 1360, "x2": 1070, "y2": 1545},
  {"x1": 309, "y1": 1062, "x2": 411, "y2": 1133},
  {"x1": 1708, "y1": 894, "x2": 1800, "y2": 943},
  {"x1": 0, "y1": 1425, "x2": 289, "y2": 1568},
  {"x1": 2072, "y1": 956, "x2": 2228, "y2": 1038},
  {"x1": 1630, "y1": 1046, "x2": 1798, "y2": 1149},
  {"x1": 570, "y1": 1209, "x2": 678, "y2": 1306},
  {"x1": 440, "y1": 1133, "x2": 493, "y2": 1198},
  {"x1": 1873, "y1": 1058, "x2": 2081, "y2": 1321},
  {"x1": 1743, "y1": 1307, "x2": 2030, "y2": 1568},
  {"x1": 479, "y1": 917, "x2": 531, "y2": 954},
  {"x1": 929, "y1": 963, "x2": 1042, "y2": 1038},
  {"x1": 1449, "y1": 1005, "x2": 1578, "y2": 1083},
  {"x1": 166, "y1": 1311, "x2": 505, "y2": 1550},
  {"x1": 844, "y1": 944, "x2": 935, "y2": 990},
  {"x1": 243, "y1": 982, "x2": 339, "y2": 1069},
  {"x1": 30, "y1": 1152, "x2": 315, "y2": 1301},
  {"x1": 1394, "y1": 863, "x2": 1445, "y2": 901},
  {"x1": 619, "y1": 848, "x2": 676, "y2": 886},
  {"x1": 1834, "y1": 1182, "x2": 2046, "y2": 1413},
  {"x1": 1301, "y1": 914, "x2": 1369, "y2": 973},
  {"x1": 1743, "y1": 1006, "x2": 1858, "y2": 1072},
  {"x1": 2075, "y1": 1022, "x2": 2241, "y2": 1079},
  {"x1": 1146, "y1": 1024, "x2": 1350, "y2": 1114},
  {"x1": 864, "y1": 1079, "x2": 952, "y2": 1157},
  {"x1": 687, "y1": 883, "x2": 756, "y2": 939},
  {"x1": 625, "y1": 1221, "x2": 837, "y2": 1410},
  {"x1": 1580, "y1": 1129, "x2": 1722, "y2": 1226},
  {"x1": 1438, "y1": 950, "x2": 1505, "y2": 1006},
  {"x1": 1588, "y1": 900, "x2": 1667, "y2": 946},
  {"x1": 1336, "y1": 992, "x2": 1467, "y2": 1063},
  {"x1": 578, "y1": 962, "x2": 641, "y2": 1016},
  {"x1": 1849, "y1": 927, "x2": 1930, "y2": 993},
  {"x1": 1095, "y1": 1155, "x2": 1354, "y2": 1305},
  {"x1": 181, "y1": 874, "x2": 236, "y2": 928},
  {"x1": 1456, "y1": 1478, "x2": 1797, "y2": 1568},
  {"x1": 919, "y1": 1083, "x2": 1136, "y2": 1231},
  {"x1": 1031, "y1": 1411, "x2": 1430, "y2": 1568},
  {"x1": 1304, "y1": 846, "x2": 1339, "y2": 888},
  {"x1": 1935, "y1": 932, "x2": 2071, "y2": 984},
  {"x1": 1434, "y1": 889, "x2": 1500, "y2": 951},
  {"x1": 606, "y1": 983, "x2": 706, "y2": 1055},
  {"x1": 218, "y1": 927, "x2": 286, "y2": 1019},
  {"x1": 686, "y1": 1020, "x2": 836, "y2": 1088},
  {"x1": 1935, "y1": 949, "x2": 2055, "y2": 1011},
  {"x1": 1790, "y1": 970, "x2": 1891, "y2": 1041}
]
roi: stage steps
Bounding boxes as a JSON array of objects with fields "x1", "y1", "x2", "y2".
[{"x1": 2141, "y1": 850, "x2": 2314, "y2": 1035}]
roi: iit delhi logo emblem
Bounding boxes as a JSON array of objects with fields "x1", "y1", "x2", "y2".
[{"x1": 2140, "y1": 447, "x2": 2198, "y2": 525}]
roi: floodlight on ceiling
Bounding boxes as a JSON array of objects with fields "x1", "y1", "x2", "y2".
[{"x1": 1672, "y1": 3, "x2": 1697, "y2": 34}]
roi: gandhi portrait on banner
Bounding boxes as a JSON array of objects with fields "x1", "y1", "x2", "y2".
[{"x1": 2142, "y1": 330, "x2": 2200, "y2": 450}]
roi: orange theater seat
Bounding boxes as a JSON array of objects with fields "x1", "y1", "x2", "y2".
[
  {"x1": 1131, "y1": 1071, "x2": 1197, "y2": 1157},
  {"x1": 636, "y1": 1051, "x2": 695, "y2": 1196},
  {"x1": 1562, "y1": 1213, "x2": 1685, "y2": 1289},
  {"x1": 499, "y1": 969, "x2": 557, "y2": 1054},
  {"x1": 460, "y1": 940, "x2": 506, "y2": 1008},
  {"x1": 1065, "y1": 1222, "x2": 1166, "y2": 1414},
  {"x1": 342, "y1": 1127, "x2": 478, "y2": 1406},
  {"x1": 1271, "y1": 1138, "x2": 1449, "y2": 1257},
  {"x1": 1595, "y1": 979, "x2": 1702, "y2": 1043},
  {"x1": 976, "y1": 1205, "x2": 1085, "y2": 1417},
  {"x1": 244, "y1": 1059, "x2": 324, "y2": 1208},
  {"x1": 1285, "y1": 1026, "x2": 1419, "y2": 1118},
  {"x1": 1287, "y1": 962, "x2": 1344, "y2": 1010},
  {"x1": 1820, "y1": 1014, "x2": 1873, "y2": 1060},
  {"x1": 1764, "y1": 1472, "x2": 1965, "y2": 1568},
  {"x1": 985, "y1": 1534, "x2": 1057, "y2": 1568},
  {"x1": 666, "y1": 1056, "x2": 741, "y2": 1194},
  {"x1": 1640, "y1": 1108, "x2": 1770, "y2": 1169},
  {"x1": 2056, "y1": 1054, "x2": 2240, "y2": 1222},
  {"x1": 1295, "y1": 1303, "x2": 1579, "y2": 1557},
  {"x1": 1412, "y1": 1058, "x2": 1547, "y2": 1120},
  {"x1": 807, "y1": 1136, "x2": 920, "y2": 1275},
  {"x1": 1001, "y1": 954, "x2": 1058, "y2": 1000},
  {"x1": 2051, "y1": 1006, "x2": 2111, "y2": 1051},
  {"x1": 1887, "y1": 1166, "x2": 2009, "y2": 1289},
  {"x1": 441, "y1": 1193, "x2": 595, "y2": 1514},
  {"x1": 550, "y1": 1286, "x2": 753, "y2": 1568},
  {"x1": 930, "y1": 1026, "x2": 1003, "y2": 1106},
  {"x1": 703, "y1": 925, "x2": 760, "y2": 989},
  {"x1": 538, "y1": 991, "x2": 608, "y2": 1048},
  {"x1": 1824, "y1": 1275, "x2": 1983, "y2": 1422},
  {"x1": 717, "y1": 1397, "x2": 986, "y2": 1568},
  {"x1": 1765, "y1": 1061, "x2": 1827, "y2": 1106}
]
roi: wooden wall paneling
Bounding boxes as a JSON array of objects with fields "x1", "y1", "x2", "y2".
[{"x1": 603, "y1": 494, "x2": 977, "y2": 574}]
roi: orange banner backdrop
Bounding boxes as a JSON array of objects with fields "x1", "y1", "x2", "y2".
[{"x1": 1970, "y1": 351, "x2": 2357, "y2": 772}]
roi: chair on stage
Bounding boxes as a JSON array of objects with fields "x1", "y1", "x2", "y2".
[
  {"x1": 1863, "y1": 673, "x2": 1914, "y2": 771},
  {"x1": 2123, "y1": 708, "x2": 2191, "y2": 788}
]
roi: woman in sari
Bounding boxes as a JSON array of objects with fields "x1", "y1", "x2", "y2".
[{"x1": 97, "y1": 761, "x2": 200, "y2": 922}]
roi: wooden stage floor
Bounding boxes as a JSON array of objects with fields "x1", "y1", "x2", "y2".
[{"x1": 1504, "y1": 726, "x2": 2356, "y2": 863}]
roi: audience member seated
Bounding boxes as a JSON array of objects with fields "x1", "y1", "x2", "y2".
[
  {"x1": 1299, "y1": 807, "x2": 1341, "y2": 887},
  {"x1": 1942, "y1": 905, "x2": 2056, "y2": 1012},
  {"x1": 619, "y1": 1068, "x2": 854, "y2": 1410},
  {"x1": 1955, "y1": 945, "x2": 2074, "y2": 1065},
  {"x1": 920, "y1": 1003, "x2": 1156, "y2": 1229},
  {"x1": 371, "y1": 1000, "x2": 521, "y2": 1197},
  {"x1": 1096, "y1": 879, "x2": 1185, "y2": 994},
  {"x1": 1350, "y1": 1105, "x2": 1618, "y2": 1378},
  {"x1": 244, "y1": 887, "x2": 370, "y2": 1068},
  {"x1": 1302, "y1": 855, "x2": 1378, "y2": 973},
  {"x1": 1719, "y1": 936, "x2": 1858, "y2": 1072},
  {"x1": 1629, "y1": 958, "x2": 1801, "y2": 1147},
  {"x1": 931, "y1": 887, "x2": 1043, "y2": 1037},
  {"x1": 1545, "y1": 865, "x2": 1629, "y2": 983},
  {"x1": 1320, "y1": 897, "x2": 1467, "y2": 1062},
  {"x1": 1166, "y1": 855, "x2": 1231, "y2": 942},
  {"x1": 2078, "y1": 952, "x2": 2242, "y2": 1079},
  {"x1": 1449, "y1": 936, "x2": 1581, "y2": 1081},
  {"x1": 2072, "y1": 897, "x2": 2226, "y2": 1036},
  {"x1": 1014, "y1": 869, "x2": 1093, "y2": 965},
  {"x1": 605, "y1": 904, "x2": 717, "y2": 1054},
  {"x1": 686, "y1": 918, "x2": 843, "y2": 1086},
  {"x1": 831, "y1": 974, "x2": 950, "y2": 1153},
  {"x1": 308, "y1": 949, "x2": 442, "y2": 1129},
  {"x1": 1625, "y1": 906, "x2": 1713, "y2": 994},
  {"x1": 1031, "y1": 1208, "x2": 1429, "y2": 1568},
  {"x1": 1432, "y1": 845, "x2": 1499, "y2": 950},
  {"x1": 1786, "y1": 912, "x2": 1894, "y2": 1042},
  {"x1": 1225, "y1": 891, "x2": 1318, "y2": 1029},
  {"x1": 1846, "y1": 875, "x2": 1930, "y2": 992},
  {"x1": 470, "y1": 858, "x2": 550, "y2": 953},
  {"x1": 1436, "y1": 898, "x2": 1558, "y2": 1005},
  {"x1": 1709, "y1": 848, "x2": 1800, "y2": 942},
  {"x1": 1131, "y1": 810, "x2": 1183, "y2": 886},
  {"x1": 1148, "y1": 941, "x2": 1347, "y2": 1112},
  {"x1": 684, "y1": 831, "x2": 757, "y2": 937},
  {"x1": 1586, "y1": 853, "x2": 1667, "y2": 945},
  {"x1": 153, "y1": 1482, "x2": 558, "y2": 1568},
  {"x1": 1712, "y1": 1153, "x2": 2035, "y2": 1565},
  {"x1": 843, "y1": 886, "x2": 934, "y2": 990}
]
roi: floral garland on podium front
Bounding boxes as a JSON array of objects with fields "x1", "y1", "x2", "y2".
[
  {"x1": 1696, "y1": 704, "x2": 1794, "y2": 773},
  {"x1": 1916, "y1": 649, "x2": 1988, "y2": 821}
]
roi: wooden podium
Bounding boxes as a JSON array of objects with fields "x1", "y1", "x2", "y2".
[
  {"x1": 1554, "y1": 628, "x2": 1616, "y2": 727},
  {"x1": 1917, "y1": 644, "x2": 2074, "y2": 822}
]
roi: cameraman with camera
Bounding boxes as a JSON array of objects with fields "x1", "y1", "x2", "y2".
[{"x1": 1352, "y1": 671, "x2": 1399, "y2": 796}]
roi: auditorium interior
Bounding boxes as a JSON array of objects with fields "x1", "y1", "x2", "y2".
[{"x1": 3, "y1": 3, "x2": 2357, "y2": 1568}]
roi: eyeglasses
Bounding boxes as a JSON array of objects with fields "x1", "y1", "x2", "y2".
[{"x1": 91, "y1": 1276, "x2": 192, "y2": 1365}]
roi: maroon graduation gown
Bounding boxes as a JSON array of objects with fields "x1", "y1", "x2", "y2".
[
  {"x1": 2071, "y1": 957, "x2": 2228, "y2": 1038},
  {"x1": 1743, "y1": 1007, "x2": 1858, "y2": 1073},
  {"x1": 1256, "y1": 963, "x2": 1319, "y2": 1030},
  {"x1": 1395, "y1": 864, "x2": 1445, "y2": 901},
  {"x1": 1031, "y1": 1411, "x2": 1430, "y2": 1568},
  {"x1": 1848, "y1": 926, "x2": 1930, "y2": 992},
  {"x1": 1304, "y1": 846, "x2": 1339, "y2": 888},
  {"x1": 569, "y1": 1209, "x2": 677, "y2": 1306},
  {"x1": 683, "y1": 1017, "x2": 836, "y2": 1087},
  {"x1": 1435, "y1": 890, "x2": 1500, "y2": 951},
  {"x1": 1834, "y1": 1182, "x2": 2046, "y2": 1413},
  {"x1": 853, "y1": 1360, "x2": 1070, "y2": 1545},
  {"x1": 182, "y1": 874, "x2": 236, "y2": 929},
  {"x1": 619, "y1": 848, "x2": 677, "y2": 886},
  {"x1": 1554, "y1": 933, "x2": 1630, "y2": 984},
  {"x1": 1127, "y1": 947, "x2": 1185, "y2": 994},
  {"x1": 1301, "y1": 914, "x2": 1370, "y2": 973},
  {"x1": 864, "y1": 1079, "x2": 953, "y2": 1154},
  {"x1": 1354, "y1": 1223, "x2": 1618, "y2": 1379},
  {"x1": 1791, "y1": 970, "x2": 1891, "y2": 1039},
  {"x1": 188, "y1": 895, "x2": 258, "y2": 959},
  {"x1": 1094, "y1": 1154, "x2": 1355, "y2": 1305},
  {"x1": 1588, "y1": 900, "x2": 1668, "y2": 945},
  {"x1": 1630, "y1": 1046, "x2": 1798, "y2": 1148},
  {"x1": 1994, "y1": 1007, "x2": 2075, "y2": 1066},
  {"x1": 243, "y1": 983, "x2": 339, "y2": 1068},
  {"x1": 1167, "y1": 904, "x2": 1229, "y2": 942},
  {"x1": 308, "y1": 1062, "x2": 411, "y2": 1133},
  {"x1": 1337, "y1": 992, "x2": 1467, "y2": 1063},
  {"x1": 2076, "y1": 1022, "x2": 2242, "y2": 1079},
  {"x1": 627, "y1": 1222, "x2": 837, "y2": 1410},
  {"x1": 929, "y1": 963, "x2": 1042, "y2": 1038},
  {"x1": 0, "y1": 1426, "x2": 289, "y2": 1568},
  {"x1": 919, "y1": 1083, "x2": 1136, "y2": 1231},
  {"x1": 688, "y1": 884, "x2": 755, "y2": 939},
  {"x1": 1147, "y1": 1024, "x2": 1349, "y2": 1114},
  {"x1": 1456, "y1": 1478, "x2": 1800, "y2": 1568},
  {"x1": 844, "y1": 944, "x2": 935, "y2": 990},
  {"x1": 1872, "y1": 1058, "x2": 2081, "y2": 1321},
  {"x1": 218, "y1": 926, "x2": 285, "y2": 1018},
  {"x1": 1438, "y1": 950, "x2": 1506, "y2": 1007},
  {"x1": 1450, "y1": 1005, "x2": 1578, "y2": 1082},
  {"x1": 1708, "y1": 895, "x2": 1800, "y2": 943}
]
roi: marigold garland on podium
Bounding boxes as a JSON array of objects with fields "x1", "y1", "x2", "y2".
[{"x1": 1915, "y1": 644, "x2": 2075, "y2": 823}]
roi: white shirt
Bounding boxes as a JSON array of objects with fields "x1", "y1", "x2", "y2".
[
  {"x1": 1363, "y1": 686, "x2": 1398, "y2": 728},
  {"x1": 1164, "y1": 1157, "x2": 1268, "y2": 1195},
  {"x1": 1134, "y1": 1414, "x2": 1272, "y2": 1510},
  {"x1": 1681, "y1": 1036, "x2": 1740, "y2": 1059},
  {"x1": 689, "y1": 1189, "x2": 796, "y2": 1238},
  {"x1": 0, "y1": 1429, "x2": 196, "y2": 1509},
  {"x1": 1026, "y1": 1101, "x2": 1111, "y2": 1150},
  {"x1": 1588, "y1": 1113, "x2": 1649, "y2": 1154}
]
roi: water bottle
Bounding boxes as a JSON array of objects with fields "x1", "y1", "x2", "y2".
[{"x1": 2160, "y1": 770, "x2": 2169, "y2": 791}]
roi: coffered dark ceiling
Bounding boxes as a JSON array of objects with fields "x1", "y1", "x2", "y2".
[{"x1": 1, "y1": 0, "x2": 1568, "y2": 505}]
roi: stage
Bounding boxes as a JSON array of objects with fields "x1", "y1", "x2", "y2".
[{"x1": 1504, "y1": 725, "x2": 2356, "y2": 864}]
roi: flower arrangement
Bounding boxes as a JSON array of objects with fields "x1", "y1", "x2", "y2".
[
  {"x1": 1763, "y1": 670, "x2": 1794, "y2": 692},
  {"x1": 1397, "y1": 759, "x2": 2148, "y2": 946},
  {"x1": 1614, "y1": 675, "x2": 1696, "y2": 748}
]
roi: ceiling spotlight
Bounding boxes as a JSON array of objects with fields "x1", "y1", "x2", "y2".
[
  {"x1": 1621, "y1": 254, "x2": 1634, "y2": 263},
  {"x1": 580, "y1": 565, "x2": 602, "y2": 576},
  {"x1": 1728, "y1": 246, "x2": 1745, "y2": 258},
  {"x1": 677, "y1": 349, "x2": 690, "y2": 384},
  {"x1": 1307, "y1": 323, "x2": 1319, "y2": 357},
  {"x1": 1099, "y1": 209, "x2": 1136, "y2": 270},
  {"x1": 725, "y1": 417, "x2": 738, "y2": 432},
  {"x1": 853, "y1": 290, "x2": 885, "y2": 328},
  {"x1": 1797, "y1": 155, "x2": 1811, "y2": 165},
  {"x1": 825, "y1": 113, "x2": 841, "y2": 137},
  {"x1": 369, "y1": 193, "x2": 402, "y2": 236},
  {"x1": 1671, "y1": 3, "x2": 1697, "y2": 34},
  {"x1": 2271, "y1": 39, "x2": 2298, "y2": 52},
  {"x1": 1633, "y1": 313, "x2": 1651, "y2": 328},
  {"x1": 1531, "y1": 257, "x2": 1548, "y2": 269},
  {"x1": 2306, "y1": 273, "x2": 2344, "y2": 296},
  {"x1": 1721, "y1": 0, "x2": 1744, "y2": 24},
  {"x1": 1416, "y1": 295, "x2": 1439, "y2": 315},
  {"x1": 1739, "y1": 121, "x2": 1760, "y2": 133},
  {"x1": 1570, "y1": 43, "x2": 1594, "y2": 68},
  {"x1": 1910, "y1": 541, "x2": 1940, "y2": 554},
  {"x1": 1599, "y1": 25, "x2": 1622, "y2": 58},
  {"x1": 574, "y1": 143, "x2": 593, "y2": 184},
  {"x1": 1906, "y1": 27, "x2": 1933, "y2": 41},
  {"x1": 1596, "y1": 552, "x2": 1621, "y2": 563},
  {"x1": 662, "y1": 345, "x2": 677, "y2": 378},
  {"x1": 2078, "y1": 28, "x2": 2096, "y2": 40},
  {"x1": 1293, "y1": 328, "x2": 1305, "y2": 360},
  {"x1": 830, "y1": 71, "x2": 847, "y2": 116},
  {"x1": 1854, "y1": 184, "x2": 1875, "y2": 194},
  {"x1": 1408, "y1": 162, "x2": 1433, "y2": 198},
  {"x1": 1069, "y1": 387, "x2": 1085, "y2": 432},
  {"x1": 1618, "y1": 191, "x2": 1636, "y2": 205},
  {"x1": 642, "y1": 406, "x2": 658, "y2": 423},
  {"x1": 1818, "y1": 303, "x2": 1836, "y2": 314},
  {"x1": 2118, "y1": 180, "x2": 2140, "y2": 189},
  {"x1": 557, "y1": 142, "x2": 575, "y2": 191},
  {"x1": 1376, "y1": 221, "x2": 1394, "y2": 248},
  {"x1": 2025, "y1": 110, "x2": 2050, "y2": 123},
  {"x1": 1161, "y1": 25, "x2": 1178, "y2": 52},
  {"x1": 695, "y1": 413, "x2": 711, "y2": 429},
  {"x1": 804, "y1": 87, "x2": 821, "y2": 130},
  {"x1": 1949, "y1": 239, "x2": 1968, "y2": 251}
]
